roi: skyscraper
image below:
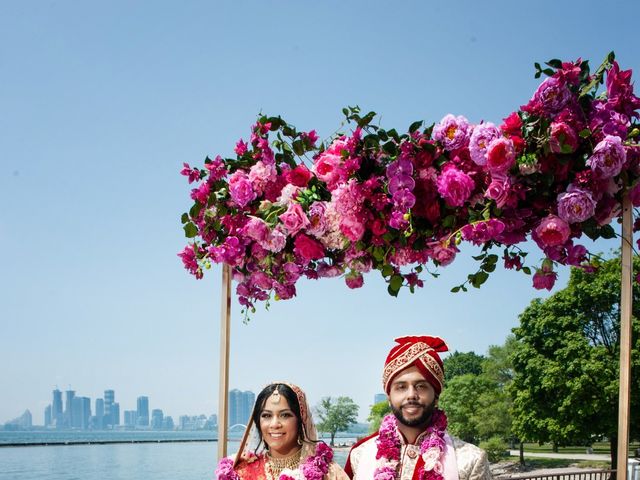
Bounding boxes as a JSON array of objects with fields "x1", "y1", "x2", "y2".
[
  {"x1": 112, "y1": 402, "x2": 120, "y2": 426},
  {"x1": 228, "y1": 389, "x2": 255, "y2": 426},
  {"x1": 52, "y1": 389, "x2": 63, "y2": 428},
  {"x1": 136, "y1": 396, "x2": 149, "y2": 427},
  {"x1": 95, "y1": 398, "x2": 104, "y2": 430},
  {"x1": 64, "y1": 390, "x2": 75, "y2": 428},
  {"x1": 104, "y1": 390, "x2": 114, "y2": 427},
  {"x1": 44, "y1": 405, "x2": 52, "y2": 427},
  {"x1": 151, "y1": 409, "x2": 163, "y2": 429}
]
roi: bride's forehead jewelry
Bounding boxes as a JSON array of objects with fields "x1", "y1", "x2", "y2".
[{"x1": 270, "y1": 386, "x2": 281, "y2": 404}]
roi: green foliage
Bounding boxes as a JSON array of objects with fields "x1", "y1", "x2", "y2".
[
  {"x1": 367, "y1": 400, "x2": 391, "y2": 433},
  {"x1": 444, "y1": 351, "x2": 485, "y2": 380},
  {"x1": 510, "y1": 255, "x2": 640, "y2": 468},
  {"x1": 479, "y1": 436, "x2": 508, "y2": 463},
  {"x1": 315, "y1": 396, "x2": 359, "y2": 446}
]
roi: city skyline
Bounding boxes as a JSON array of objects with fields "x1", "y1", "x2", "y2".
[{"x1": 1, "y1": 1, "x2": 636, "y2": 427}]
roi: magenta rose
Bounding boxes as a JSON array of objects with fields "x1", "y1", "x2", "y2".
[
  {"x1": 486, "y1": 137, "x2": 516, "y2": 174},
  {"x1": 279, "y1": 202, "x2": 310, "y2": 235},
  {"x1": 345, "y1": 272, "x2": 364, "y2": 289},
  {"x1": 431, "y1": 243, "x2": 457, "y2": 266},
  {"x1": 228, "y1": 171, "x2": 256, "y2": 207},
  {"x1": 532, "y1": 260, "x2": 558, "y2": 291},
  {"x1": 535, "y1": 215, "x2": 571, "y2": 247},
  {"x1": 549, "y1": 122, "x2": 579, "y2": 154},
  {"x1": 436, "y1": 165, "x2": 475, "y2": 207},
  {"x1": 485, "y1": 176, "x2": 511, "y2": 208},
  {"x1": 340, "y1": 216, "x2": 366, "y2": 242},
  {"x1": 294, "y1": 233, "x2": 325, "y2": 261},
  {"x1": 557, "y1": 185, "x2": 596, "y2": 223},
  {"x1": 286, "y1": 164, "x2": 313, "y2": 187}
]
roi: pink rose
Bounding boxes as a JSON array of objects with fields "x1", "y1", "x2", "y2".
[
  {"x1": 535, "y1": 215, "x2": 571, "y2": 247},
  {"x1": 313, "y1": 152, "x2": 342, "y2": 189},
  {"x1": 486, "y1": 137, "x2": 516, "y2": 174},
  {"x1": 340, "y1": 217, "x2": 366, "y2": 242},
  {"x1": 279, "y1": 203, "x2": 309, "y2": 235},
  {"x1": 549, "y1": 122, "x2": 579, "y2": 154},
  {"x1": 533, "y1": 260, "x2": 557, "y2": 291},
  {"x1": 228, "y1": 171, "x2": 257, "y2": 207},
  {"x1": 431, "y1": 243, "x2": 457, "y2": 266},
  {"x1": 286, "y1": 164, "x2": 313, "y2": 187},
  {"x1": 294, "y1": 233, "x2": 325, "y2": 261},
  {"x1": 436, "y1": 165, "x2": 475, "y2": 207},
  {"x1": 345, "y1": 272, "x2": 364, "y2": 289},
  {"x1": 485, "y1": 176, "x2": 511, "y2": 208}
]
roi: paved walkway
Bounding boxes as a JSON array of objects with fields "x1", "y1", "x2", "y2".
[{"x1": 509, "y1": 450, "x2": 610, "y2": 461}]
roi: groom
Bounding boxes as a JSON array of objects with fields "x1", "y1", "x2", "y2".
[{"x1": 344, "y1": 335, "x2": 492, "y2": 480}]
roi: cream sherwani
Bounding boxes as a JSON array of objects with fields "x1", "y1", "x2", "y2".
[{"x1": 345, "y1": 430, "x2": 491, "y2": 480}]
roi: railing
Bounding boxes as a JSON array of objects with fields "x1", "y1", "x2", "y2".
[{"x1": 506, "y1": 469, "x2": 617, "y2": 480}]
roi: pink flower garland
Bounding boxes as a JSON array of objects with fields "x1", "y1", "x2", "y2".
[
  {"x1": 215, "y1": 442, "x2": 333, "y2": 480},
  {"x1": 374, "y1": 409, "x2": 448, "y2": 480}
]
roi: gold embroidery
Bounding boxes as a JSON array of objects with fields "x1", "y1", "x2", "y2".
[{"x1": 382, "y1": 342, "x2": 443, "y2": 390}]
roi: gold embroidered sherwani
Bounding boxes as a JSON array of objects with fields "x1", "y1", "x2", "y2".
[{"x1": 345, "y1": 431, "x2": 492, "y2": 480}]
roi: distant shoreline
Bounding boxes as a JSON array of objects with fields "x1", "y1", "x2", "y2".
[{"x1": 0, "y1": 438, "x2": 218, "y2": 448}]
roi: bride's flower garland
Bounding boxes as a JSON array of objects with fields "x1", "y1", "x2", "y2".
[
  {"x1": 374, "y1": 409, "x2": 448, "y2": 480},
  {"x1": 215, "y1": 442, "x2": 333, "y2": 480}
]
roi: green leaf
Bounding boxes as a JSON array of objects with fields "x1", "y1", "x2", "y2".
[
  {"x1": 183, "y1": 222, "x2": 198, "y2": 238},
  {"x1": 451, "y1": 286, "x2": 461, "y2": 293},
  {"x1": 409, "y1": 120, "x2": 424, "y2": 133},
  {"x1": 472, "y1": 253, "x2": 487, "y2": 261},
  {"x1": 181, "y1": 213, "x2": 189, "y2": 224},
  {"x1": 390, "y1": 274, "x2": 404, "y2": 291},
  {"x1": 486, "y1": 254, "x2": 499, "y2": 264},
  {"x1": 483, "y1": 263, "x2": 496, "y2": 273},
  {"x1": 387, "y1": 284, "x2": 399, "y2": 297},
  {"x1": 382, "y1": 141, "x2": 398, "y2": 156},
  {"x1": 522, "y1": 266, "x2": 531, "y2": 275},
  {"x1": 578, "y1": 128, "x2": 592, "y2": 138},
  {"x1": 292, "y1": 140, "x2": 305, "y2": 156},
  {"x1": 599, "y1": 224, "x2": 616, "y2": 239},
  {"x1": 381, "y1": 265, "x2": 394, "y2": 277},
  {"x1": 546, "y1": 59, "x2": 563, "y2": 69},
  {"x1": 378, "y1": 129, "x2": 389, "y2": 141},
  {"x1": 471, "y1": 271, "x2": 489, "y2": 288}
]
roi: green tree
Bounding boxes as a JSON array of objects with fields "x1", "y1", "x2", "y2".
[
  {"x1": 511, "y1": 256, "x2": 640, "y2": 469},
  {"x1": 443, "y1": 351, "x2": 485, "y2": 380},
  {"x1": 440, "y1": 373, "x2": 493, "y2": 444},
  {"x1": 315, "y1": 396, "x2": 359, "y2": 446},
  {"x1": 367, "y1": 400, "x2": 391, "y2": 432}
]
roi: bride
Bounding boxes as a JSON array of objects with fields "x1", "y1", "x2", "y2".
[{"x1": 215, "y1": 382, "x2": 349, "y2": 480}]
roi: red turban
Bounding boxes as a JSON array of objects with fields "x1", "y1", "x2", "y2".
[{"x1": 382, "y1": 335, "x2": 449, "y2": 395}]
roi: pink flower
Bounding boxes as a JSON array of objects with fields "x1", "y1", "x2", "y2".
[
  {"x1": 535, "y1": 215, "x2": 571, "y2": 247},
  {"x1": 549, "y1": 122, "x2": 579, "y2": 154},
  {"x1": 533, "y1": 260, "x2": 558, "y2": 291},
  {"x1": 436, "y1": 165, "x2": 475, "y2": 207},
  {"x1": 177, "y1": 245, "x2": 201, "y2": 279},
  {"x1": 228, "y1": 171, "x2": 256, "y2": 207},
  {"x1": 340, "y1": 217, "x2": 366, "y2": 242},
  {"x1": 313, "y1": 151, "x2": 343, "y2": 189},
  {"x1": 301, "y1": 130, "x2": 319, "y2": 147},
  {"x1": 306, "y1": 201, "x2": 328, "y2": 237},
  {"x1": 431, "y1": 243, "x2": 457, "y2": 266},
  {"x1": 279, "y1": 203, "x2": 310, "y2": 235},
  {"x1": 557, "y1": 185, "x2": 596, "y2": 223},
  {"x1": 485, "y1": 176, "x2": 511, "y2": 208},
  {"x1": 248, "y1": 161, "x2": 277, "y2": 193},
  {"x1": 285, "y1": 164, "x2": 313, "y2": 187},
  {"x1": 469, "y1": 123, "x2": 502, "y2": 166},
  {"x1": 294, "y1": 233, "x2": 325, "y2": 261},
  {"x1": 234, "y1": 139, "x2": 248, "y2": 156},
  {"x1": 486, "y1": 137, "x2": 516, "y2": 174},
  {"x1": 190, "y1": 181, "x2": 211, "y2": 204},
  {"x1": 180, "y1": 163, "x2": 200, "y2": 183},
  {"x1": 345, "y1": 272, "x2": 364, "y2": 289},
  {"x1": 432, "y1": 114, "x2": 471, "y2": 151},
  {"x1": 630, "y1": 183, "x2": 640, "y2": 207},
  {"x1": 587, "y1": 135, "x2": 626, "y2": 178},
  {"x1": 205, "y1": 156, "x2": 227, "y2": 181},
  {"x1": 263, "y1": 227, "x2": 287, "y2": 253},
  {"x1": 243, "y1": 217, "x2": 270, "y2": 242}
]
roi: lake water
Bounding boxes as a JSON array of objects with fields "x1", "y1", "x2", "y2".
[{"x1": 0, "y1": 433, "x2": 351, "y2": 480}]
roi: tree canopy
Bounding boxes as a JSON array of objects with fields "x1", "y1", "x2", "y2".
[
  {"x1": 443, "y1": 351, "x2": 485, "y2": 380},
  {"x1": 315, "y1": 396, "x2": 359, "y2": 446},
  {"x1": 511, "y1": 255, "x2": 640, "y2": 468}
]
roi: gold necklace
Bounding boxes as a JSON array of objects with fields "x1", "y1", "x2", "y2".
[{"x1": 266, "y1": 449, "x2": 302, "y2": 480}]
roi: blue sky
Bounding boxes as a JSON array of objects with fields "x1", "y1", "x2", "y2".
[{"x1": 0, "y1": 0, "x2": 637, "y2": 424}]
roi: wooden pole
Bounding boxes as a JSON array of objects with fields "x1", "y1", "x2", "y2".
[
  {"x1": 217, "y1": 264, "x2": 232, "y2": 461},
  {"x1": 617, "y1": 194, "x2": 633, "y2": 480}
]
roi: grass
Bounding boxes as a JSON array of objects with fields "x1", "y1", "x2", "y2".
[{"x1": 522, "y1": 442, "x2": 640, "y2": 456}]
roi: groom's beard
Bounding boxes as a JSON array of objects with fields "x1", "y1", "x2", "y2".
[{"x1": 390, "y1": 398, "x2": 436, "y2": 428}]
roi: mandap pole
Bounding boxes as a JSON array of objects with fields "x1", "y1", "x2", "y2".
[
  {"x1": 217, "y1": 264, "x2": 232, "y2": 461},
  {"x1": 617, "y1": 193, "x2": 633, "y2": 480}
]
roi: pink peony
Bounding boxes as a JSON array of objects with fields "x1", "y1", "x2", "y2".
[
  {"x1": 587, "y1": 135, "x2": 626, "y2": 178},
  {"x1": 486, "y1": 137, "x2": 516, "y2": 174},
  {"x1": 294, "y1": 233, "x2": 325, "y2": 261},
  {"x1": 436, "y1": 165, "x2": 475, "y2": 207},
  {"x1": 228, "y1": 171, "x2": 256, "y2": 207},
  {"x1": 432, "y1": 114, "x2": 471, "y2": 151},
  {"x1": 557, "y1": 185, "x2": 596, "y2": 223},
  {"x1": 535, "y1": 215, "x2": 571, "y2": 247},
  {"x1": 469, "y1": 122, "x2": 502, "y2": 166},
  {"x1": 279, "y1": 202, "x2": 310, "y2": 235}
]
